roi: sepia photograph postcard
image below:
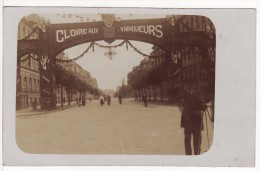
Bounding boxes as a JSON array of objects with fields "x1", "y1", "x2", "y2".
[{"x1": 2, "y1": 6, "x2": 257, "y2": 167}]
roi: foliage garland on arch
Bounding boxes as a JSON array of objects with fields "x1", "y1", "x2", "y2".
[
  {"x1": 55, "y1": 40, "x2": 165, "y2": 63},
  {"x1": 20, "y1": 54, "x2": 39, "y2": 62}
]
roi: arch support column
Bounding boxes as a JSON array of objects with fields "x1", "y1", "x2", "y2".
[{"x1": 39, "y1": 27, "x2": 56, "y2": 110}]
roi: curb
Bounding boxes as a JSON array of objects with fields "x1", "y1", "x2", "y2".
[{"x1": 16, "y1": 105, "x2": 76, "y2": 117}]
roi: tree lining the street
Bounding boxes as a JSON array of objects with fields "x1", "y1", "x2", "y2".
[
  {"x1": 127, "y1": 57, "x2": 169, "y2": 101},
  {"x1": 55, "y1": 65, "x2": 100, "y2": 105}
]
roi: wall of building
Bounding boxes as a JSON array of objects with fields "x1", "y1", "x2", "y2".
[
  {"x1": 17, "y1": 17, "x2": 41, "y2": 110},
  {"x1": 172, "y1": 15, "x2": 215, "y2": 100}
]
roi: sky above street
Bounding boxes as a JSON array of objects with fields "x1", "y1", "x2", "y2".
[
  {"x1": 42, "y1": 13, "x2": 165, "y2": 91},
  {"x1": 64, "y1": 40, "x2": 152, "y2": 91}
]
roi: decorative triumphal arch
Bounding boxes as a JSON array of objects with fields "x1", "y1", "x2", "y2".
[{"x1": 17, "y1": 14, "x2": 215, "y2": 110}]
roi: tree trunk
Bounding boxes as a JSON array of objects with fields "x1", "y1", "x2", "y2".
[
  {"x1": 154, "y1": 85, "x2": 157, "y2": 101},
  {"x1": 61, "y1": 85, "x2": 63, "y2": 107},
  {"x1": 67, "y1": 88, "x2": 70, "y2": 106},
  {"x1": 148, "y1": 87, "x2": 151, "y2": 100},
  {"x1": 160, "y1": 82, "x2": 163, "y2": 101}
]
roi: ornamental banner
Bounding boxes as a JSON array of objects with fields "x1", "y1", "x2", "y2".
[
  {"x1": 49, "y1": 18, "x2": 168, "y2": 57},
  {"x1": 50, "y1": 22, "x2": 103, "y2": 57},
  {"x1": 116, "y1": 18, "x2": 167, "y2": 48}
]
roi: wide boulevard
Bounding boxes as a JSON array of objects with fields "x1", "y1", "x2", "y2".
[{"x1": 16, "y1": 98, "x2": 213, "y2": 155}]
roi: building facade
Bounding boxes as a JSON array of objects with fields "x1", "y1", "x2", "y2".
[
  {"x1": 170, "y1": 15, "x2": 215, "y2": 101},
  {"x1": 16, "y1": 16, "x2": 41, "y2": 110}
]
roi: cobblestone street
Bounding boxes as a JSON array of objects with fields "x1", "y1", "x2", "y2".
[{"x1": 16, "y1": 98, "x2": 213, "y2": 155}]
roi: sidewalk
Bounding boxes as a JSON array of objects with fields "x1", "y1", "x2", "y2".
[{"x1": 16, "y1": 103, "x2": 76, "y2": 117}]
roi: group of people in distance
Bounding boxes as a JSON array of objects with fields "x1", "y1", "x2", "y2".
[
  {"x1": 99, "y1": 95, "x2": 112, "y2": 106},
  {"x1": 99, "y1": 94, "x2": 124, "y2": 106},
  {"x1": 77, "y1": 97, "x2": 86, "y2": 107}
]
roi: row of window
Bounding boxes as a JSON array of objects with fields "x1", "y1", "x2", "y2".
[
  {"x1": 21, "y1": 57, "x2": 39, "y2": 71},
  {"x1": 22, "y1": 77, "x2": 40, "y2": 92},
  {"x1": 140, "y1": 58, "x2": 164, "y2": 70},
  {"x1": 182, "y1": 54, "x2": 202, "y2": 66},
  {"x1": 181, "y1": 47, "x2": 202, "y2": 66},
  {"x1": 18, "y1": 23, "x2": 38, "y2": 40},
  {"x1": 183, "y1": 64, "x2": 204, "y2": 82},
  {"x1": 180, "y1": 16, "x2": 209, "y2": 32}
]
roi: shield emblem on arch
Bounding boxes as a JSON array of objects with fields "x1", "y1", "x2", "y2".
[{"x1": 102, "y1": 14, "x2": 114, "y2": 28}]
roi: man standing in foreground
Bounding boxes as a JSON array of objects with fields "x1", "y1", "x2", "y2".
[{"x1": 181, "y1": 89, "x2": 206, "y2": 155}]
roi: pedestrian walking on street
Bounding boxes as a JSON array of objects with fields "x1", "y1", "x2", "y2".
[
  {"x1": 82, "y1": 97, "x2": 86, "y2": 106},
  {"x1": 78, "y1": 99, "x2": 82, "y2": 107},
  {"x1": 104, "y1": 96, "x2": 107, "y2": 104},
  {"x1": 107, "y1": 95, "x2": 111, "y2": 106},
  {"x1": 142, "y1": 95, "x2": 148, "y2": 107},
  {"x1": 118, "y1": 95, "x2": 122, "y2": 105},
  {"x1": 99, "y1": 96, "x2": 104, "y2": 107},
  {"x1": 180, "y1": 89, "x2": 206, "y2": 155}
]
